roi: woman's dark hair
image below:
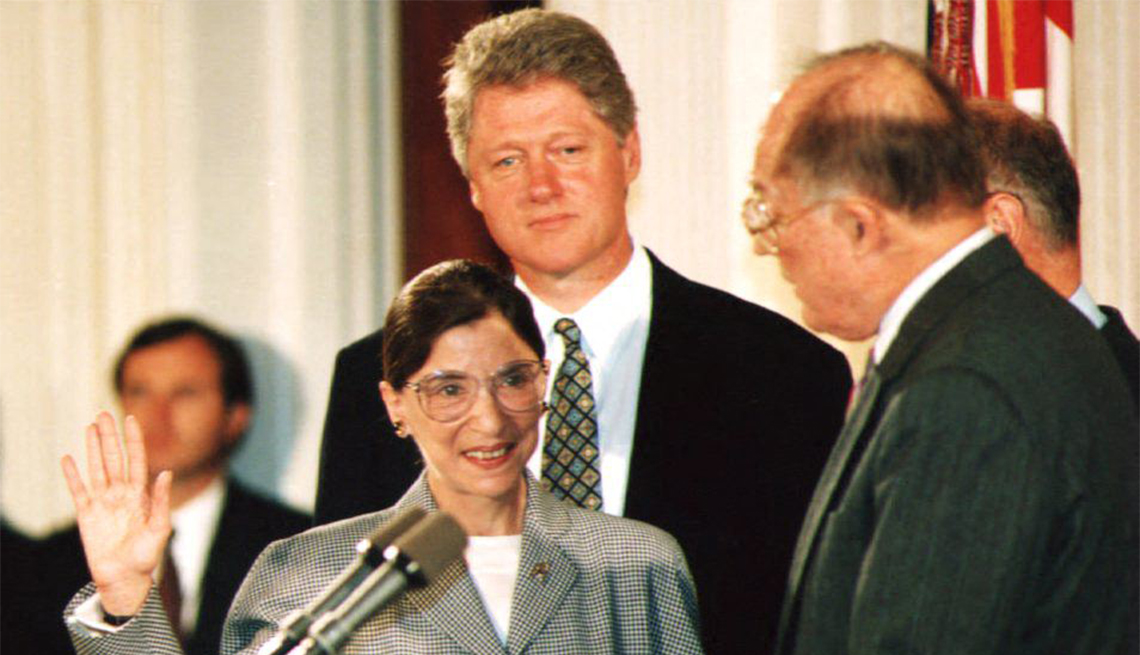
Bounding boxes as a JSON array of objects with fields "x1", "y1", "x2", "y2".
[{"x1": 382, "y1": 260, "x2": 545, "y2": 388}]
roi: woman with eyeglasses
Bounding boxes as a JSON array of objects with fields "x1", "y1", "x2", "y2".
[{"x1": 60, "y1": 259, "x2": 703, "y2": 654}]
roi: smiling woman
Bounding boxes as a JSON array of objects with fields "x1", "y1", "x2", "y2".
[
  {"x1": 60, "y1": 259, "x2": 703, "y2": 654},
  {"x1": 378, "y1": 261, "x2": 551, "y2": 534}
]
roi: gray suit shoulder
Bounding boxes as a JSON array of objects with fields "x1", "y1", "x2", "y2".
[{"x1": 561, "y1": 504, "x2": 690, "y2": 572}]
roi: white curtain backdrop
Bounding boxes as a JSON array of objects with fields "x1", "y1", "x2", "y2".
[
  {"x1": 0, "y1": 1, "x2": 401, "y2": 534},
  {"x1": 2, "y1": 0, "x2": 1135, "y2": 535},
  {"x1": 1075, "y1": 2, "x2": 1139, "y2": 335}
]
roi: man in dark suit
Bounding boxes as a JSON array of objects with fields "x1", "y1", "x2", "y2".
[
  {"x1": 969, "y1": 97, "x2": 1138, "y2": 408},
  {"x1": 37, "y1": 317, "x2": 310, "y2": 655},
  {"x1": 745, "y1": 42, "x2": 1138, "y2": 655},
  {"x1": 315, "y1": 9, "x2": 852, "y2": 654}
]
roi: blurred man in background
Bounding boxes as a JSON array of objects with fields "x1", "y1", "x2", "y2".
[{"x1": 37, "y1": 317, "x2": 310, "y2": 655}]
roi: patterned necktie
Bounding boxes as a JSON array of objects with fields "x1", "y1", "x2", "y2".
[
  {"x1": 541, "y1": 318, "x2": 603, "y2": 511},
  {"x1": 159, "y1": 535, "x2": 184, "y2": 643}
]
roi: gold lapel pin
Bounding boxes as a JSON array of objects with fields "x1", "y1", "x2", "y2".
[{"x1": 529, "y1": 562, "x2": 550, "y2": 581}]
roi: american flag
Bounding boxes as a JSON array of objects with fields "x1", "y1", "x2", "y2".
[{"x1": 928, "y1": 0, "x2": 1074, "y2": 145}]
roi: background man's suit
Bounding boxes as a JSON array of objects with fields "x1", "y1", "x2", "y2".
[
  {"x1": 40, "y1": 480, "x2": 310, "y2": 655},
  {"x1": 65, "y1": 473, "x2": 703, "y2": 654},
  {"x1": 315, "y1": 252, "x2": 853, "y2": 654},
  {"x1": 1098, "y1": 304, "x2": 1139, "y2": 408},
  {"x1": 777, "y1": 238, "x2": 1139, "y2": 655},
  {"x1": 2, "y1": 520, "x2": 42, "y2": 652}
]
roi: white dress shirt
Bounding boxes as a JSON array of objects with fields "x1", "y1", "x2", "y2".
[
  {"x1": 465, "y1": 534, "x2": 522, "y2": 644},
  {"x1": 873, "y1": 227, "x2": 996, "y2": 365},
  {"x1": 1069, "y1": 283, "x2": 1108, "y2": 329},
  {"x1": 169, "y1": 475, "x2": 226, "y2": 634},
  {"x1": 518, "y1": 245, "x2": 653, "y2": 517}
]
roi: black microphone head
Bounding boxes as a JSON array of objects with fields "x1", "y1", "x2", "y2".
[
  {"x1": 357, "y1": 506, "x2": 427, "y2": 564},
  {"x1": 390, "y1": 511, "x2": 467, "y2": 584}
]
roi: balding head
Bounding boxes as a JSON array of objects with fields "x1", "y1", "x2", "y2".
[
  {"x1": 746, "y1": 42, "x2": 992, "y2": 342},
  {"x1": 761, "y1": 42, "x2": 987, "y2": 221}
]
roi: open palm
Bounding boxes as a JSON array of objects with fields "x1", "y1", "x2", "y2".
[{"x1": 61, "y1": 411, "x2": 172, "y2": 616}]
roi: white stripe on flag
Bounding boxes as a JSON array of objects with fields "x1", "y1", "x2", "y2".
[
  {"x1": 1045, "y1": 17, "x2": 1074, "y2": 147},
  {"x1": 973, "y1": 0, "x2": 988, "y2": 95}
]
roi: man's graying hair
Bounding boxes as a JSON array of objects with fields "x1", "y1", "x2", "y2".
[
  {"x1": 969, "y1": 98, "x2": 1080, "y2": 251},
  {"x1": 776, "y1": 41, "x2": 988, "y2": 220},
  {"x1": 442, "y1": 8, "x2": 637, "y2": 177}
]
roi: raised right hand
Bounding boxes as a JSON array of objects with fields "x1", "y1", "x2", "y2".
[{"x1": 60, "y1": 411, "x2": 173, "y2": 616}]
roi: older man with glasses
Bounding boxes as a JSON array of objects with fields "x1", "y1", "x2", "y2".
[{"x1": 747, "y1": 42, "x2": 1138, "y2": 655}]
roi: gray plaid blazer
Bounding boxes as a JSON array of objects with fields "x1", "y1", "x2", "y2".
[{"x1": 66, "y1": 472, "x2": 703, "y2": 654}]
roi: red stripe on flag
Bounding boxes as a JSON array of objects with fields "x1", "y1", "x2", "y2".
[
  {"x1": 1013, "y1": 1, "x2": 1046, "y2": 89},
  {"x1": 985, "y1": 0, "x2": 1047, "y2": 98},
  {"x1": 986, "y1": 0, "x2": 1007, "y2": 98},
  {"x1": 1046, "y1": 0, "x2": 1073, "y2": 38}
]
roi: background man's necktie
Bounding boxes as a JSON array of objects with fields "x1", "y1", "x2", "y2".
[{"x1": 541, "y1": 318, "x2": 603, "y2": 510}]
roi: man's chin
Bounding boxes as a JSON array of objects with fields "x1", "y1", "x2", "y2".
[
  {"x1": 512, "y1": 255, "x2": 582, "y2": 281},
  {"x1": 801, "y1": 307, "x2": 843, "y2": 340},
  {"x1": 804, "y1": 312, "x2": 875, "y2": 343}
]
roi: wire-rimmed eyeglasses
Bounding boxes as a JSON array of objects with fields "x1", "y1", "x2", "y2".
[
  {"x1": 406, "y1": 359, "x2": 547, "y2": 422},
  {"x1": 741, "y1": 187, "x2": 833, "y2": 255}
]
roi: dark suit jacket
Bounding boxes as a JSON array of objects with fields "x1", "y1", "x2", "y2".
[
  {"x1": 2, "y1": 519, "x2": 43, "y2": 653},
  {"x1": 67, "y1": 473, "x2": 703, "y2": 654},
  {"x1": 315, "y1": 251, "x2": 853, "y2": 654},
  {"x1": 37, "y1": 479, "x2": 310, "y2": 655},
  {"x1": 777, "y1": 238, "x2": 1139, "y2": 655},
  {"x1": 1099, "y1": 304, "x2": 1139, "y2": 410}
]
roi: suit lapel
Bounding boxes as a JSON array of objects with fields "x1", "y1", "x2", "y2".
[
  {"x1": 405, "y1": 559, "x2": 504, "y2": 655},
  {"x1": 188, "y1": 482, "x2": 241, "y2": 655},
  {"x1": 397, "y1": 473, "x2": 579, "y2": 655},
  {"x1": 507, "y1": 476, "x2": 579, "y2": 653},
  {"x1": 781, "y1": 370, "x2": 882, "y2": 619},
  {"x1": 624, "y1": 250, "x2": 682, "y2": 521},
  {"x1": 394, "y1": 475, "x2": 503, "y2": 654},
  {"x1": 876, "y1": 237, "x2": 1021, "y2": 382}
]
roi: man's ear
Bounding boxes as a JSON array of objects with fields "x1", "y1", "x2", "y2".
[
  {"x1": 379, "y1": 381, "x2": 406, "y2": 429},
  {"x1": 983, "y1": 191, "x2": 1026, "y2": 247},
  {"x1": 834, "y1": 197, "x2": 885, "y2": 257},
  {"x1": 469, "y1": 179, "x2": 483, "y2": 212},
  {"x1": 621, "y1": 124, "x2": 642, "y2": 186},
  {"x1": 224, "y1": 403, "x2": 252, "y2": 447}
]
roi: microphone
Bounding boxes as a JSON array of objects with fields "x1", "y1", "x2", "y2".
[
  {"x1": 287, "y1": 511, "x2": 467, "y2": 655},
  {"x1": 256, "y1": 507, "x2": 427, "y2": 655}
]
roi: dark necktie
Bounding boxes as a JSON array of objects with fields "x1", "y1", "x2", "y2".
[
  {"x1": 159, "y1": 535, "x2": 184, "y2": 643},
  {"x1": 541, "y1": 318, "x2": 603, "y2": 510},
  {"x1": 846, "y1": 350, "x2": 878, "y2": 417}
]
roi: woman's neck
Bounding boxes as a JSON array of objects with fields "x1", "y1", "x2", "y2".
[{"x1": 427, "y1": 477, "x2": 528, "y2": 537}]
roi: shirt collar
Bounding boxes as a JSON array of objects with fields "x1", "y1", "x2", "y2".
[
  {"x1": 169, "y1": 475, "x2": 226, "y2": 573},
  {"x1": 873, "y1": 227, "x2": 996, "y2": 364},
  {"x1": 1068, "y1": 283, "x2": 1107, "y2": 329},
  {"x1": 518, "y1": 246, "x2": 653, "y2": 360}
]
